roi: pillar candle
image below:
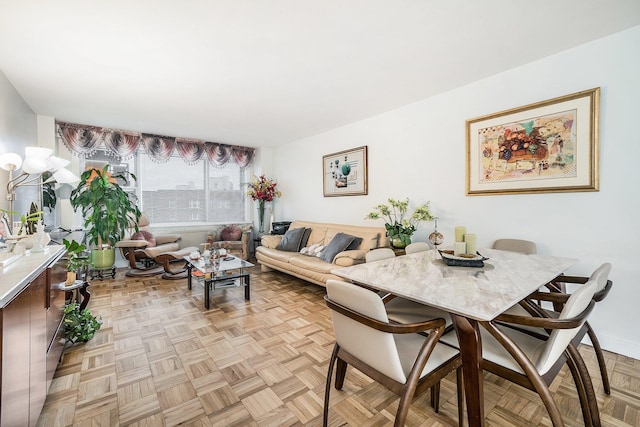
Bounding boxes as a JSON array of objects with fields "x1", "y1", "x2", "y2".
[
  {"x1": 454, "y1": 226, "x2": 466, "y2": 242},
  {"x1": 454, "y1": 242, "x2": 466, "y2": 256},
  {"x1": 464, "y1": 234, "x2": 477, "y2": 255}
]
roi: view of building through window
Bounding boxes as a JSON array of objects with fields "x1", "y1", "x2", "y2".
[{"x1": 83, "y1": 148, "x2": 250, "y2": 225}]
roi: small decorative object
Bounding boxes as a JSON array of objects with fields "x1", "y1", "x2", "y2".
[
  {"x1": 246, "y1": 174, "x2": 282, "y2": 234},
  {"x1": 466, "y1": 87, "x2": 599, "y2": 195},
  {"x1": 323, "y1": 146, "x2": 368, "y2": 197},
  {"x1": 464, "y1": 233, "x2": 477, "y2": 255},
  {"x1": 428, "y1": 218, "x2": 444, "y2": 248},
  {"x1": 454, "y1": 242, "x2": 466, "y2": 256},
  {"x1": 63, "y1": 303, "x2": 102, "y2": 344},
  {"x1": 439, "y1": 250, "x2": 488, "y2": 268},
  {"x1": 30, "y1": 221, "x2": 49, "y2": 252},
  {"x1": 365, "y1": 197, "x2": 434, "y2": 249},
  {"x1": 454, "y1": 226, "x2": 466, "y2": 243}
]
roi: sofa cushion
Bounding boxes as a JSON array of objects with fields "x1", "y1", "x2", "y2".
[
  {"x1": 131, "y1": 230, "x2": 156, "y2": 247},
  {"x1": 220, "y1": 225, "x2": 243, "y2": 241},
  {"x1": 321, "y1": 232, "x2": 356, "y2": 263},
  {"x1": 288, "y1": 254, "x2": 338, "y2": 274},
  {"x1": 276, "y1": 227, "x2": 307, "y2": 252}
]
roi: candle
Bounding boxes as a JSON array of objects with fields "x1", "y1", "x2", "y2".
[
  {"x1": 454, "y1": 242, "x2": 466, "y2": 256},
  {"x1": 464, "y1": 234, "x2": 477, "y2": 255},
  {"x1": 454, "y1": 226, "x2": 466, "y2": 242}
]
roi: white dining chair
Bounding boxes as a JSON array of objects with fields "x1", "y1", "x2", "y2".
[
  {"x1": 405, "y1": 241, "x2": 430, "y2": 254},
  {"x1": 323, "y1": 279, "x2": 463, "y2": 427},
  {"x1": 441, "y1": 265, "x2": 606, "y2": 427},
  {"x1": 492, "y1": 238, "x2": 537, "y2": 254},
  {"x1": 365, "y1": 247, "x2": 396, "y2": 262},
  {"x1": 509, "y1": 263, "x2": 613, "y2": 395}
]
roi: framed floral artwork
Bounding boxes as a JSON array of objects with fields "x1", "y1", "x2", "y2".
[
  {"x1": 466, "y1": 88, "x2": 600, "y2": 195},
  {"x1": 323, "y1": 146, "x2": 368, "y2": 197}
]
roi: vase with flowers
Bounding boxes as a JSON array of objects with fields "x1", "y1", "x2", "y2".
[
  {"x1": 365, "y1": 197, "x2": 434, "y2": 249},
  {"x1": 246, "y1": 175, "x2": 282, "y2": 234}
]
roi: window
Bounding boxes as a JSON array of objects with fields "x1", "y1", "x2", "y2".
[{"x1": 83, "y1": 148, "x2": 250, "y2": 225}]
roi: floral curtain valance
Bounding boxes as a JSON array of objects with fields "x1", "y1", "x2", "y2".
[{"x1": 57, "y1": 121, "x2": 255, "y2": 168}]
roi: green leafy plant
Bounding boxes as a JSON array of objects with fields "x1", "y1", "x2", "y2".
[
  {"x1": 41, "y1": 171, "x2": 57, "y2": 212},
  {"x1": 63, "y1": 239, "x2": 92, "y2": 272},
  {"x1": 365, "y1": 198, "x2": 435, "y2": 246},
  {"x1": 64, "y1": 303, "x2": 102, "y2": 344},
  {"x1": 18, "y1": 209, "x2": 43, "y2": 235},
  {"x1": 69, "y1": 165, "x2": 141, "y2": 249}
]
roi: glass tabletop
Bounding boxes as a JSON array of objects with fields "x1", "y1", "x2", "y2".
[{"x1": 184, "y1": 255, "x2": 254, "y2": 274}]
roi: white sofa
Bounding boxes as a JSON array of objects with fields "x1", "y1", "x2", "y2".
[{"x1": 256, "y1": 220, "x2": 389, "y2": 287}]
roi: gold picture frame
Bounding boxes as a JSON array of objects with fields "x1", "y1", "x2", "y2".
[
  {"x1": 323, "y1": 146, "x2": 368, "y2": 197},
  {"x1": 466, "y1": 88, "x2": 600, "y2": 195}
]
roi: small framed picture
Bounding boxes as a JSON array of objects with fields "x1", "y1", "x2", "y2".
[{"x1": 323, "y1": 146, "x2": 368, "y2": 197}]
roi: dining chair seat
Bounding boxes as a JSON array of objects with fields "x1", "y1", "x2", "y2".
[{"x1": 385, "y1": 297, "x2": 453, "y2": 328}]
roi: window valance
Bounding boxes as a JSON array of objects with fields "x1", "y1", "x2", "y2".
[{"x1": 56, "y1": 121, "x2": 255, "y2": 168}]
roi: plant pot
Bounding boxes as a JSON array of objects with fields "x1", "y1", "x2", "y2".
[
  {"x1": 390, "y1": 237, "x2": 408, "y2": 249},
  {"x1": 66, "y1": 271, "x2": 76, "y2": 285},
  {"x1": 91, "y1": 248, "x2": 115, "y2": 269}
]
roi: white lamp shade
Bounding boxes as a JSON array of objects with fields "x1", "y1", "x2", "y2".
[
  {"x1": 51, "y1": 168, "x2": 80, "y2": 184},
  {"x1": 0, "y1": 152, "x2": 23, "y2": 171},
  {"x1": 46, "y1": 155, "x2": 70, "y2": 172},
  {"x1": 25, "y1": 146, "x2": 53, "y2": 159},
  {"x1": 22, "y1": 157, "x2": 50, "y2": 174}
]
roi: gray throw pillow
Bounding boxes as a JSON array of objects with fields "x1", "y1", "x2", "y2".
[
  {"x1": 299, "y1": 228, "x2": 312, "y2": 249},
  {"x1": 321, "y1": 232, "x2": 356, "y2": 263},
  {"x1": 276, "y1": 227, "x2": 307, "y2": 252},
  {"x1": 345, "y1": 236, "x2": 363, "y2": 251}
]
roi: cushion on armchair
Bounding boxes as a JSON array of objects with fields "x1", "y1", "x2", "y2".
[
  {"x1": 220, "y1": 225, "x2": 243, "y2": 241},
  {"x1": 131, "y1": 230, "x2": 157, "y2": 247}
]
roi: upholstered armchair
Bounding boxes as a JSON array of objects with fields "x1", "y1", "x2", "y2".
[
  {"x1": 115, "y1": 213, "x2": 184, "y2": 277},
  {"x1": 207, "y1": 224, "x2": 252, "y2": 260}
]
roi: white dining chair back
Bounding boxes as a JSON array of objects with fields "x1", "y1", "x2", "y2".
[
  {"x1": 405, "y1": 242, "x2": 430, "y2": 254},
  {"x1": 326, "y1": 279, "x2": 407, "y2": 383},
  {"x1": 365, "y1": 247, "x2": 395, "y2": 263},
  {"x1": 590, "y1": 262, "x2": 612, "y2": 293},
  {"x1": 492, "y1": 238, "x2": 537, "y2": 254},
  {"x1": 535, "y1": 277, "x2": 599, "y2": 374}
]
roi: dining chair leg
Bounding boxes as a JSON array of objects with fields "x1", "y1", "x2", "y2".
[
  {"x1": 456, "y1": 367, "x2": 465, "y2": 427},
  {"x1": 430, "y1": 382, "x2": 441, "y2": 412},
  {"x1": 335, "y1": 357, "x2": 347, "y2": 390},
  {"x1": 567, "y1": 343, "x2": 602, "y2": 427},
  {"x1": 564, "y1": 350, "x2": 594, "y2": 427},
  {"x1": 586, "y1": 322, "x2": 611, "y2": 394},
  {"x1": 323, "y1": 344, "x2": 340, "y2": 427}
]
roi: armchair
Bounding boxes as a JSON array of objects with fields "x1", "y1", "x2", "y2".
[
  {"x1": 116, "y1": 213, "x2": 185, "y2": 277},
  {"x1": 206, "y1": 224, "x2": 252, "y2": 260}
]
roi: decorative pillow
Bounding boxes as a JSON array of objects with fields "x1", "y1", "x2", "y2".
[
  {"x1": 276, "y1": 227, "x2": 307, "y2": 252},
  {"x1": 220, "y1": 225, "x2": 243, "y2": 241},
  {"x1": 345, "y1": 237, "x2": 363, "y2": 251},
  {"x1": 299, "y1": 228, "x2": 312, "y2": 249},
  {"x1": 321, "y1": 232, "x2": 356, "y2": 263},
  {"x1": 131, "y1": 230, "x2": 156, "y2": 247}
]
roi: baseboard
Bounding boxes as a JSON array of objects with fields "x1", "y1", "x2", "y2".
[{"x1": 586, "y1": 333, "x2": 640, "y2": 360}]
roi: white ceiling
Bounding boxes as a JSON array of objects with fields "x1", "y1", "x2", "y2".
[{"x1": 1, "y1": 1, "x2": 639, "y2": 148}]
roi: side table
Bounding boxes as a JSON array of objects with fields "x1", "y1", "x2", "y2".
[{"x1": 64, "y1": 280, "x2": 91, "y2": 311}]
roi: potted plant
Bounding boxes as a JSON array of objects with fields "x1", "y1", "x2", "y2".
[
  {"x1": 63, "y1": 303, "x2": 102, "y2": 344},
  {"x1": 365, "y1": 198, "x2": 434, "y2": 249},
  {"x1": 63, "y1": 238, "x2": 92, "y2": 284},
  {"x1": 246, "y1": 174, "x2": 282, "y2": 234},
  {"x1": 70, "y1": 165, "x2": 141, "y2": 268}
]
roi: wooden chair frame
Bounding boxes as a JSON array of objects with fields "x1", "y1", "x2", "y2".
[
  {"x1": 323, "y1": 295, "x2": 463, "y2": 427},
  {"x1": 484, "y1": 295, "x2": 599, "y2": 427}
]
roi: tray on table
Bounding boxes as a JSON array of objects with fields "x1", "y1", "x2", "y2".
[{"x1": 438, "y1": 250, "x2": 489, "y2": 268}]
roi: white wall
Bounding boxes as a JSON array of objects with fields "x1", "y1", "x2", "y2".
[
  {"x1": 273, "y1": 26, "x2": 640, "y2": 358},
  {"x1": 0, "y1": 69, "x2": 38, "y2": 216}
]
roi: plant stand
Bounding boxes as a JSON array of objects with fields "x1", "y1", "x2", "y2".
[{"x1": 89, "y1": 266, "x2": 116, "y2": 281}]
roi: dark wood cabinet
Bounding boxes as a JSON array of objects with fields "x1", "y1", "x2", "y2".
[
  {"x1": 1, "y1": 269, "x2": 47, "y2": 427},
  {"x1": 0, "y1": 248, "x2": 67, "y2": 427}
]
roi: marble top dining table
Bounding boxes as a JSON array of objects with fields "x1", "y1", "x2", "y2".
[{"x1": 332, "y1": 248, "x2": 577, "y2": 426}]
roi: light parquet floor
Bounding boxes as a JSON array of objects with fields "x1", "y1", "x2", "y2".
[{"x1": 38, "y1": 264, "x2": 640, "y2": 426}]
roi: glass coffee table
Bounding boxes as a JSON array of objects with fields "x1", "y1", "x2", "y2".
[{"x1": 184, "y1": 255, "x2": 254, "y2": 309}]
